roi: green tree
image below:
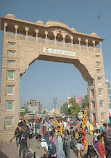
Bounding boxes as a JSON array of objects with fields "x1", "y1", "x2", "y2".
[
  {"x1": 69, "y1": 97, "x2": 80, "y2": 117},
  {"x1": 60, "y1": 102, "x2": 71, "y2": 115},
  {"x1": 81, "y1": 95, "x2": 89, "y2": 110},
  {"x1": 43, "y1": 110, "x2": 46, "y2": 114}
]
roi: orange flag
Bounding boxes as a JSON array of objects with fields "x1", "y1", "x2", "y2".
[{"x1": 36, "y1": 113, "x2": 38, "y2": 120}]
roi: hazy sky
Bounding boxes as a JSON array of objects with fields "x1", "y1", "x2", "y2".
[{"x1": 0, "y1": 0, "x2": 111, "y2": 110}]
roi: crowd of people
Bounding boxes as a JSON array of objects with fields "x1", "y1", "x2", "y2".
[{"x1": 10, "y1": 116, "x2": 111, "y2": 158}]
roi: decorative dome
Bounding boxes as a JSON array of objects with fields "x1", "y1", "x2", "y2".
[
  {"x1": 36, "y1": 19, "x2": 44, "y2": 25},
  {"x1": 5, "y1": 13, "x2": 16, "y2": 19},
  {"x1": 90, "y1": 32, "x2": 98, "y2": 37},
  {"x1": 71, "y1": 27, "x2": 77, "y2": 32},
  {"x1": 46, "y1": 20, "x2": 69, "y2": 29}
]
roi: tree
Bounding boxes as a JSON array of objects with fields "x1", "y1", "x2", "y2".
[
  {"x1": 81, "y1": 95, "x2": 89, "y2": 110},
  {"x1": 60, "y1": 102, "x2": 71, "y2": 115},
  {"x1": 43, "y1": 110, "x2": 46, "y2": 114},
  {"x1": 69, "y1": 97, "x2": 80, "y2": 117}
]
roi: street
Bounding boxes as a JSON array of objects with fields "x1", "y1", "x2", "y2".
[{"x1": 0, "y1": 133, "x2": 93, "y2": 158}]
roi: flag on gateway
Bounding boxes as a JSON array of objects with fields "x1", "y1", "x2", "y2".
[{"x1": 75, "y1": 97, "x2": 82, "y2": 105}]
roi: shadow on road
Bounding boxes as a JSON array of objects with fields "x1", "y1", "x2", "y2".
[{"x1": 0, "y1": 151, "x2": 9, "y2": 158}]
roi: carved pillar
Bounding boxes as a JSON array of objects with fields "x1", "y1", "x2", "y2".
[
  {"x1": 4, "y1": 22, "x2": 7, "y2": 34},
  {"x1": 93, "y1": 41, "x2": 95, "y2": 51},
  {"x1": 53, "y1": 31, "x2": 57, "y2": 44},
  {"x1": 62, "y1": 34, "x2": 65, "y2": 46},
  {"x1": 25, "y1": 27, "x2": 29, "y2": 40},
  {"x1": 78, "y1": 38, "x2": 81, "y2": 49},
  {"x1": 35, "y1": 29, "x2": 39, "y2": 42},
  {"x1": 45, "y1": 31, "x2": 48, "y2": 42},
  {"x1": 99, "y1": 42, "x2": 102, "y2": 50},
  {"x1": 14, "y1": 25, "x2": 18, "y2": 39},
  {"x1": 71, "y1": 36, "x2": 73, "y2": 46},
  {"x1": 86, "y1": 39, "x2": 88, "y2": 50}
]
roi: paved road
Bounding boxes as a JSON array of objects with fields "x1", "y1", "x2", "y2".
[
  {"x1": 0, "y1": 134, "x2": 93, "y2": 158},
  {"x1": 30, "y1": 133, "x2": 93, "y2": 158}
]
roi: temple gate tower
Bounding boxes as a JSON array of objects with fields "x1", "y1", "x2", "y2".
[{"x1": 0, "y1": 13, "x2": 109, "y2": 142}]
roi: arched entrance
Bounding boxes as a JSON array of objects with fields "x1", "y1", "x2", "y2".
[{"x1": 0, "y1": 13, "x2": 109, "y2": 142}]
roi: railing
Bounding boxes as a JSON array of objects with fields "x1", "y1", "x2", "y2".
[{"x1": 5, "y1": 32, "x2": 101, "y2": 52}]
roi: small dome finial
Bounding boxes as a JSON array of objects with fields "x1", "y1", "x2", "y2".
[
  {"x1": 5, "y1": 12, "x2": 16, "y2": 19},
  {"x1": 36, "y1": 19, "x2": 44, "y2": 25}
]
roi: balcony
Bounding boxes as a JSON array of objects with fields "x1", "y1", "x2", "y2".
[{"x1": 5, "y1": 32, "x2": 101, "y2": 52}]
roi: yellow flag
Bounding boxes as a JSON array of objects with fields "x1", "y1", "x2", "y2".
[
  {"x1": 82, "y1": 107, "x2": 88, "y2": 129},
  {"x1": 53, "y1": 113, "x2": 60, "y2": 126},
  {"x1": 53, "y1": 113, "x2": 63, "y2": 135}
]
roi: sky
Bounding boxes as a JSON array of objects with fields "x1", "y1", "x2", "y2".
[{"x1": 0, "y1": 0, "x2": 111, "y2": 110}]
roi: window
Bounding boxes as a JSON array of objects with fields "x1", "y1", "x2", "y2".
[
  {"x1": 6, "y1": 101, "x2": 13, "y2": 111},
  {"x1": 97, "y1": 69, "x2": 101, "y2": 73},
  {"x1": 98, "y1": 89, "x2": 103, "y2": 96},
  {"x1": 5, "y1": 117, "x2": 13, "y2": 128},
  {"x1": 106, "y1": 82, "x2": 111, "y2": 88},
  {"x1": 98, "y1": 77, "x2": 102, "y2": 85},
  {"x1": 7, "y1": 86, "x2": 14, "y2": 95},
  {"x1": 96, "y1": 62, "x2": 100, "y2": 66},
  {"x1": 109, "y1": 104, "x2": 111, "y2": 109},
  {"x1": 96, "y1": 55, "x2": 100, "y2": 58},
  {"x1": 8, "y1": 42, "x2": 16, "y2": 46},
  {"x1": 101, "y1": 112, "x2": 105, "y2": 121},
  {"x1": 108, "y1": 89, "x2": 111, "y2": 95},
  {"x1": 8, "y1": 50, "x2": 15, "y2": 57},
  {"x1": 100, "y1": 100, "x2": 104, "y2": 108},
  {"x1": 8, "y1": 71, "x2": 14, "y2": 80},
  {"x1": 8, "y1": 60, "x2": 15, "y2": 66}
]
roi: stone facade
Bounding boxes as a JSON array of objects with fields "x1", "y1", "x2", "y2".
[{"x1": 0, "y1": 13, "x2": 109, "y2": 142}]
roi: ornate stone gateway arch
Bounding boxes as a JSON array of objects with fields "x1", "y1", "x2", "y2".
[{"x1": 0, "y1": 13, "x2": 109, "y2": 142}]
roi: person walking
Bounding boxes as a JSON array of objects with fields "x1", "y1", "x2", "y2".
[
  {"x1": 76, "y1": 127, "x2": 84, "y2": 158},
  {"x1": 94, "y1": 135, "x2": 107, "y2": 158},
  {"x1": 10, "y1": 125, "x2": 30, "y2": 158},
  {"x1": 57, "y1": 131, "x2": 65, "y2": 158},
  {"x1": 64, "y1": 130, "x2": 71, "y2": 158},
  {"x1": 36, "y1": 134, "x2": 48, "y2": 158},
  {"x1": 49, "y1": 131, "x2": 57, "y2": 158},
  {"x1": 18, "y1": 125, "x2": 30, "y2": 158}
]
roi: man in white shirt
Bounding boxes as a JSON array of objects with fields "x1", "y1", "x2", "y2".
[
  {"x1": 36, "y1": 134, "x2": 48, "y2": 158},
  {"x1": 64, "y1": 120, "x2": 67, "y2": 129}
]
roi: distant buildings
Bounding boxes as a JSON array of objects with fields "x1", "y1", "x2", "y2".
[{"x1": 24, "y1": 99, "x2": 42, "y2": 114}]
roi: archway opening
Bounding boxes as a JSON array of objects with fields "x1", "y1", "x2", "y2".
[{"x1": 19, "y1": 59, "x2": 90, "y2": 114}]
